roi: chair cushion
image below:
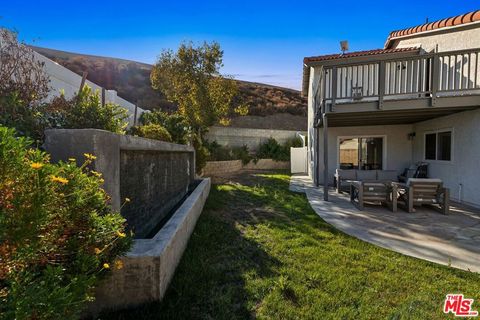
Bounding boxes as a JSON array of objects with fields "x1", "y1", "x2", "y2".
[
  {"x1": 406, "y1": 178, "x2": 442, "y2": 187},
  {"x1": 356, "y1": 170, "x2": 376, "y2": 181},
  {"x1": 376, "y1": 170, "x2": 398, "y2": 181},
  {"x1": 336, "y1": 169, "x2": 357, "y2": 180}
]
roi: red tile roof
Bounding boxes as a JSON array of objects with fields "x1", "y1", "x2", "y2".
[
  {"x1": 303, "y1": 47, "x2": 419, "y2": 65},
  {"x1": 385, "y1": 10, "x2": 480, "y2": 48}
]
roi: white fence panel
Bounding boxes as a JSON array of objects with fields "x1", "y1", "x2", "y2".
[{"x1": 290, "y1": 147, "x2": 308, "y2": 174}]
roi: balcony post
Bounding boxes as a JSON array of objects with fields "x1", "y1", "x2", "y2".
[
  {"x1": 378, "y1": 61, "x2": 385, "y2": 109},
  {"x1": 323, "y1": 113, "x2": 329, "y2": 201},
  {"x1": 331, "y1": 67, "x2": 337, "y2": 112},
  {"x1": 431, "y1": 55, "x2": 440, "y2": 106}
]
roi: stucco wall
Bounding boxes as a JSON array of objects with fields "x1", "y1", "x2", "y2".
[
  {"x1": 205, "y1": 126, "x2": 305, "y2": 151},
  {"x1": 393, "y1": 24, "x2": 480, "y2": 52},
  {"x1": 412, "y1": 109, "x2": 480, "y2": 207},
  {"x1": 35, "y1": 51, "x2": 145, "y2": 126},
  {"x1": 315, "y1": 124, "x2": 414, "y2": 185}
]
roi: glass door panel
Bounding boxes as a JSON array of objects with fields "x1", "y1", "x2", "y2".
[
  {"x1": 339, "y1": 138, "x2": 359, "y2": 169},
  {"x1": 359, "y1": 137, "x2": 383, "y2": 170}
]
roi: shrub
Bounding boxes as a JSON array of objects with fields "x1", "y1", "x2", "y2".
[
  {"x1": 0, "y1": 29, "x2": 50, "y2": 107},
  {"x1": 130, "y1": 123, "x2": 172, "y2": 142},
  {"x1": 0, "y1": 126, "x2": 132, "y2": 319},
  {"x1": 192, "y1": 135, "x2": 209, "y2": 174},
  {"x1": 205, "y1": 140, "x2": 232, "y2": 161},
  {"x1": 256, "y1": 137, "x2": 303, "y2": 162},
  {"x1": 284, "y1": 136, "x2": 304, "y2": 149},
  {"x1": 0, "y1": 29, "x2": 53, "y2": 141},
  {"x1": 140, "y1": 110, "x2": 191, "y2": 144},
  {"x1": 231, "y1": 146, "x2": 252, "y2": 165},
  {"x1": 62, "y1": 86, "x2": 128, "y2": 134},
  {"x1": 205, "y1": 141, "x2": 252, "y2": 165},
  {"x1": 256, "y1": 137, "x2": 289, "y2": 161}
]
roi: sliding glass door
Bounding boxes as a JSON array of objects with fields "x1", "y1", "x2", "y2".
[{"x1": 339, "y1": 137, "x2": 383, "y2": 170}]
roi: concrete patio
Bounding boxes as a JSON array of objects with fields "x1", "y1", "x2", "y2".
[{"x1": 290, "y1": 174, "x2": 480, "y2": 273}]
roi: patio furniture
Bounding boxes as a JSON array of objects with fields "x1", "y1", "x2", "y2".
[
  {"x1": 350, "y1": 181, "x2": 397, "y2": 212},
  {"x1": 335, "y1": 169, "x2": 398, "y2": 193},
  {"x1": 398, "y1": 162, "x2": 429, "y2": 183},
  {"x1": 393, "y1": 178, "x2": 449, "y2": 214}
]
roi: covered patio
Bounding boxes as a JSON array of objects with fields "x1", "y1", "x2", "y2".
[{"x1": 290, "y1": 174, "x2": 480, "y2": 272}]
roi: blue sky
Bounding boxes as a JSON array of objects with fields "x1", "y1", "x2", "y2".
[{"x1": 2, "y1": 1, "x2": 478, "y2": 89}]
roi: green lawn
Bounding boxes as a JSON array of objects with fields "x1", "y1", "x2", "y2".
[{"x1": 102, "y1": 171, "x2": 480, "y2": 319}]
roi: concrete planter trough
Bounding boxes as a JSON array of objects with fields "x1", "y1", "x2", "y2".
[
  {"x1": 43, "y1": 129, "x2": 211, "y2": 314},
  {"x1": 88, "y1": 177, "x2": 211, "y2": 315}
]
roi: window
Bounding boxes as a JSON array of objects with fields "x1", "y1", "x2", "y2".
[
  {"x1": 339, "y1": 137, "x2": 383, "y2": 170},
  {"x1": 424, "y1": 130, "x2": 452, "y2": 161},
  {"x1": 437, "y1": 131, "x2": 452, "y2": 161},
  {"x1": 425, "y1": 133, "x2": 436, "y2": 160}
]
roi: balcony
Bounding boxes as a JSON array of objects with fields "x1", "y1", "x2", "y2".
[{"x1": 317, "y1": 48, "x2": 480, "y2": 126}]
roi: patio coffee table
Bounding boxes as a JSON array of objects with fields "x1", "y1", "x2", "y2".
[{"x1": 350, "y1": 180, "x2": 397, "y2": 212}]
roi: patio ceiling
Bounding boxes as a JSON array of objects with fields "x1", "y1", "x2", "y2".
[{"x1": 322, "y1": 105, "x2": 479, "y2": 127}]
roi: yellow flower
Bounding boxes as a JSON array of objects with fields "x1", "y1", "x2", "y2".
[
  {"x1": 125, "y1": 197, "x2": 131, "y2": 203},
  {"x1": 115, "y1": 260, "x2": 124, "y2": 270},
  {"x1": 30, "y1": 162, "x2": 44, "y2": 170},
  {"x1": 84, "y1": 153, "x2": 97, "y2": 160},
  {"x1": 50, "y1": 175, "x2": 69, "y2": 184},
  {"x1": 68, "y1": 158, "x2": 76, "y2": 162},
  {"x1": 94, "y1": 248, "x2": 101, "y2": 255},
  {"x1": 91, "y1": 170, "x2": 102, "y2": 178},
  {"x1": 116, "y1": 231, "x2": 126, "y2": 238},
  {"x1": 103, "y1": 263, "x2": 110, "y2": 269}
]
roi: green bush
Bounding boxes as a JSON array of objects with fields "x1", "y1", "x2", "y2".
[
  {"x1": 193, "y1": 135, "x2": 209, "y2": 174},
  {"x1": 140, "y1": 110, "x2": 191, "y2": 144},
  {"x1": 256, "y1": 137, "x2": 302, "y2": 162},
  {"x1": 130, "y1": 124, "x2": 172, "y2": 142},
  {"x1": 62, "y1": 86, "x2": 128, "y2": 134},
  {"x1": 231, "y1": 146, "x2": 252, "y2": 165},
  {"x1": 256, "y1": 138, "x2": 289, "y2": 161},
  {"x1": 205, "y1": 141, "x2": 252, "y2": 165},
  {"x1": 205, "y1": 140, "x2": 232, "y2": 161},
  {"x1": 0, "y1": 126, "x2": 132, "y2": 319}
]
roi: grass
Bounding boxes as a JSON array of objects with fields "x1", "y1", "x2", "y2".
[{"x1": 101, "y1": 171, "x2": 480, "y2": 319}]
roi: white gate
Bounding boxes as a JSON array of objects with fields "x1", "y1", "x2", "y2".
[{"x1": 290, "y1": 147, "x2": 308, "y2": 174}]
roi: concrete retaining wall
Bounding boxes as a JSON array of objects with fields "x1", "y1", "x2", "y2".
[
  {"x1": 43, "y1": 129, "x2": 195, "y2": 238},
  {"x1": 88, "y1": 178, "x2": 211, "y2": 315},
  {"x1": 205, "y1": 126, "x2": 306, "y2": 151},
  {"x1": 202, "y1": 159, "x2": 289, "y2": 177}
]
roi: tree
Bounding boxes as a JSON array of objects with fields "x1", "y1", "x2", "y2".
[
  {"x1": 0, "y1": 28, "x2": 52, "y2": 139},
  {"x1": 150, "y1": 41, "x2": 246, "y2": 132}
]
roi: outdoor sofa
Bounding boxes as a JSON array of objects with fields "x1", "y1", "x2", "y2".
[
  {"x1": 335, "y1": 169, "x2": 398, "y2": 193},
  {"x1": 392, "y1": 178, "x2": 450, "y2": 214}
]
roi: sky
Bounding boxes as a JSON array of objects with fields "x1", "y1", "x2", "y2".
[{"x1": 1, "y1": 1, "x2": 479, "y2": 90}]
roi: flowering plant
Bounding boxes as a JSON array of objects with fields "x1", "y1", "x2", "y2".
[{"x1": 0, "y1": 126, "x2": 131, "y2": 319}]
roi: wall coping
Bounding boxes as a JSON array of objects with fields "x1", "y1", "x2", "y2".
[{"x1": 44, "y1": 128, "x2": 194, "y2": 153}]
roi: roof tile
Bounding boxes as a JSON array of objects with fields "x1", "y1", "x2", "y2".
[
  {"x1": 385, "y1": 9, "x2": 480, "y2": 48},
  {"x1": 303, "y1": 47, "x2": 419, "y2": 64}
]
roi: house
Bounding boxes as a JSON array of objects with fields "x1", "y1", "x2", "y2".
[{"x1": 303, "y1": 10, "x2": 480, "y2": 207}]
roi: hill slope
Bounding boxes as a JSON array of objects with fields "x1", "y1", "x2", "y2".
[{"x1": 31, "y1": 46, "x2": 307, "y2": 128}]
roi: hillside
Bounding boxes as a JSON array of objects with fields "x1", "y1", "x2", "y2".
[{"x1": 31, "y1": 46, "x2": 307, "y2": 129}]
